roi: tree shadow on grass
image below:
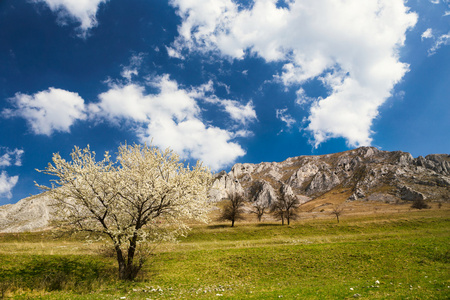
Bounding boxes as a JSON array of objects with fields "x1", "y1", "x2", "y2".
[
  {"x1": 1, "y1": 255, "x2": 116, "y2": 293},
  {"x1": 207, "y1": 224, "x2": 230, "y2": 229},
  {"x1": 256, "y1": 223, "x2": 283, "y2": 227}
]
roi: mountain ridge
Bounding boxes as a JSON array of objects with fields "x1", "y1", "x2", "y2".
[
  {"x1": 210, "y1": 146, "x2": 449, "y2": 209},
  {"x1": 1, "y1": 146, "x2": 449, "y2": 232}
]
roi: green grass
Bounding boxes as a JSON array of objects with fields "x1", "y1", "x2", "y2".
[{"x1": 0, "y1": 210, "x2": 449, "y2": 299}]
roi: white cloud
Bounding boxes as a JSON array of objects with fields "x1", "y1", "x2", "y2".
[
  {"x1": 421, "y1": 28, "x2": 434, "y2": 40},
  {"x1": 0, "y1": 148, "x2": 23, "y2": 200},
  {"x1": 0, "y1": 148, "x2": 24, "y2": 167},
  {"x1": 295, "y1": 88, "x2": 314, "y2": 106},
  {"x1": 191, "y1": 80, "x2": 257, "y2": 125},
  {"x1": 276, "y1": 108, "x2": 296, "y2": 129},
  {"x1": 0, "y1": 171, "x2": 19, "y2": 199},
  {"x1": 429, "y1": 0, "x2": 440, "y2": 4},
  {"x1": 170, "y1": 0, "x2": 417, "y2": 147},
  {"x1": 121, "y1": 69, "x2": 139, "y2": 82},
  {"x1": 166, "y1": 46, "x2": 185, "y2": 59},
  {"x1": 222, "y1": 100, "x2": 257, "y2": 125},
  {"x1": 120, "y1": 53, "x2": 145, "y2": 81},
  {"x1": 429, "y1": 32, "x2": 450, "y2": 55},
  {"x1": 90, "y1": 75, "x2": 246, "y2": 170},
  {"x1": 32, "y1": 0, "x2": 108, "y2": 37},
  {"x1": 139, "y1": 119, "x2": 245, "y2": 171},
  {"x1": 3, "y1": 88, "x2": 87, "y2": 136}
]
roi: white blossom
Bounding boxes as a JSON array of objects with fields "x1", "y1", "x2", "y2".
[{"x1": 37, "y1": 143, "x2": 212, "y2": 279}]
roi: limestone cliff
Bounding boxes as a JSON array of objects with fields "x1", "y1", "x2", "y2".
[
  {"x1": 0, "y1": 193, "x2": 54, "y2": 233},
  {"x1": 211, "y1": 147, "x2": 449, "y2": 206}
]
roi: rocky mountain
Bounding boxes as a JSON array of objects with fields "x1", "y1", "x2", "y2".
[
  {"x1": 210, "y1": 147, "x2": 449, "y2": 209},
  {"x1": 0, "y1": 192, "x2": 54, "y2": 233},
  {"x1": 1, "y1": 147, "x2": 448, "y2": 232}
]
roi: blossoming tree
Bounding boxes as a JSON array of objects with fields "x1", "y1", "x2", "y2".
[{"x1": 37, "y1": 144, "x2": 212, "y2": 280}]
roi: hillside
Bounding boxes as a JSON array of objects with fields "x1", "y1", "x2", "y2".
[
  {"x1": 0, "y1": 192, "x2": 54, "y2": 233},
  {"x1": 1, "y1": 146, "x2": 449, "y2": 232},
  {"x1": 211, "y1": 146, "x2": 449, "y2": 211}
]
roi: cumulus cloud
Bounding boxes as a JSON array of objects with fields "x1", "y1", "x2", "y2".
[
  {"x1": 31, "y1": 0, "x2": 108, "y2": 37},
  {"x1": 3, "y1": 88, "x2": 87, "y2": 136},
  {"x1": 90, "y1": 75, "x2": 246, "y2": 170},
  {"x1": 0, "y1": 171, "x2": 18, "y2": 199},
  {"x1": 170, "y1": 0, "x2": 417, "y2": 147},
  {"x1": 0, "y1": 148, "x2": 24, "y2": 167},
  {"x1": 221, "y1": 100, "x2": 257, "y2": 125}
]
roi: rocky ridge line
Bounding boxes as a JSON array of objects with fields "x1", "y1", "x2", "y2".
[{"x1": 211, "y1": 147, "x2": 450, "y2": 208}]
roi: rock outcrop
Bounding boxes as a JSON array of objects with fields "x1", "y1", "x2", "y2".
[
  {"x1": 0, "y1": 193, "x2": 54, "y2": 233},
  {"x1": 399, "y1": 186, "x2": 425, "y2": 201},
  {"x1": 211, "y1": 147, "x2": 449, "y2": 206}
]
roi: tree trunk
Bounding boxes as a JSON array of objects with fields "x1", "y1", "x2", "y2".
[
  {"x1": 115, "y1": 245, "x2": 127, "y2": 280},
  {"x1": 127, "y1": 234, "x2": 138, "y2": 268},
  {"x1": 115, "y1": 239, "x2": 142, "y2": 280},
  {"x1": 231, "y1": 219, "x2": 235, "y2": 227}
]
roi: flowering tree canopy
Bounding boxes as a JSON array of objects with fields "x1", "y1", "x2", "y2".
[{"x1": 37, "y1": 144, "x2": 212, "y2": 280}]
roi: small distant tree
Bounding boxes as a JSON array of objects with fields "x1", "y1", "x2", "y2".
[
  {"x1": 271, "y1": 189, "x2": 300, "y2": 225},
  {"x1": 331, "y1": 206, "x2": 343, "y2": 223},
  {"x1": 219, "y1": 191, "x2": 246, "y2": 227},
  {"x1": 248, "y1": 181, "x2": 269, "y2": 222},
  {"x1": 37, "y1": 144, "x2": 212, "y2": 280},
  {"x1": 251, "y1": 201, "x2": 268, "y2": 222}
]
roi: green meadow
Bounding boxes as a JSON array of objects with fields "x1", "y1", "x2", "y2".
[{"x1": 1, "y1": 209, "x2": 449, "y2": 299}]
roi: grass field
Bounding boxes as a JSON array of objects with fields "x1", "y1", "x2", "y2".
[{"x1": 0, "y1": 206, "x2": 449, "y2": 299}]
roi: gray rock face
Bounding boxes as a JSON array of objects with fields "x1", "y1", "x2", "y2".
[
  {"x1": 288, "y1": 160, "x2": 321, "y2": 190},
  {"x1": 306, "y1": 170, "x2": 340, "y2": 195},
  {"x1": 209, "y1": 171, "x2": 244, "y2": 202},
  {"x1": 400, "y1": 186, "x2": 425, "y2": 201},
  {"x1": 0, "y1": 193, "x2": 54, "y2": 233},
  {"x1": 211, "y1": 146, "x2": 449, "y2": 206},
  {"x1": 249, "y1": 180, "x2": 277, "y2": 206}
]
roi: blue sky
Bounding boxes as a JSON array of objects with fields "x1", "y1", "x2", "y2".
[{"x1": 0, "y1": 0, "x2": 449, "y2": 205}]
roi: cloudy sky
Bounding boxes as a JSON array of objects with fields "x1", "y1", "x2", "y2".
[{"x1": 1, "y1": 0, "x2": 449, "y2": 205}]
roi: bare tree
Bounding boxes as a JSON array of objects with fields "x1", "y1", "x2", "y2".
[
  {"x1": 250, "y1": 202, "x2": 269, "y2": 222},
  {"x1": 271, "y1": 187, "x2": 300, "y2": 225},
  {"x1": 331, "y1": 206, "x2": 343, "y2": 223},
  {"x1": 219, "y1": 191, "x2": 246, "y2": 227},
  {"x1": 37, "y1": 144, "x2": 212, "y2": 280},
  {"x1": 248, "y1": 181, "x2": 270, "y2": 222},
  {"x1": 251, "y1": 201, "x2": 268, "y2": 222}
]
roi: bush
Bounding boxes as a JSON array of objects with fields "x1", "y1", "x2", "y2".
[{"x1": 411, "y1": 198, "x2": 430, "y2": 209}]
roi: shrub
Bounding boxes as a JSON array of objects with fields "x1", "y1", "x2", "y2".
[{"x1": 411, "y1": 198, "x2": 430, "y2": 209}]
